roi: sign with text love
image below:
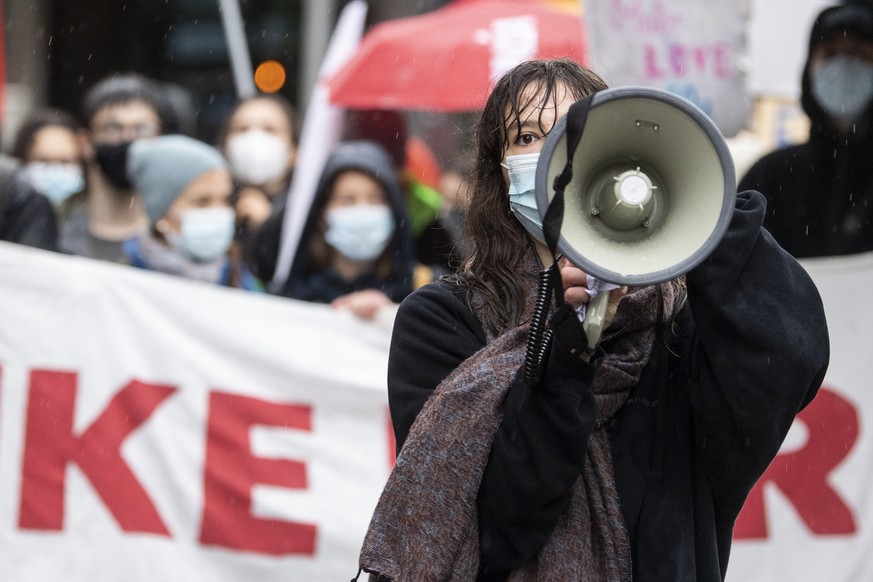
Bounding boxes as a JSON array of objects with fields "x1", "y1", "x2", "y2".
[
  {"x1": 0, "y1": 243, "x2": 393, "y2": 581},
  {"x1": 585, "y1": 0, "x2": 751, "y2": 137}
]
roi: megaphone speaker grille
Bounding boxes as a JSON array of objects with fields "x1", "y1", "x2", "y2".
[{"x1": 536, "y1": 87, "x2": 736, "y2": 286}]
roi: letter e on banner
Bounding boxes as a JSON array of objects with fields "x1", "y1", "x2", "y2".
[
  {"x1": 735, "y1": 386, "x2": 859, "y2": 539},
  {"x1": 199, "y1": 391, "x2": 316, "y2": 555}
]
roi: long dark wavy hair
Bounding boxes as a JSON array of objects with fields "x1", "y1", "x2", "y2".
[{"x1": 451, "y1": 59, "x2": 608, "y2": 338}]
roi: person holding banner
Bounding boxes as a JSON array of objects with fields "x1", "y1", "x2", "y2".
[
  {"x1": 275, "y1": 140, "x2": 418, "y2": 320},
  {"x1": 357, "y1": 59, "x2": 829, "y2": 581},
  {"x1": 61, "y1": 74, "x2": 167, "y2": 263},
  {"x1": 123, "y1": 134, "x2": 260, "y2": 289},
  {"x1": 219, "y1": 94, "x2": 299, "y2": 281},
  {"x1": 11, "y1": 108, "x2": 86, "y2": 212},
  {"x1": 739, "y1": 0, "x2": 873, "y2": 258}
]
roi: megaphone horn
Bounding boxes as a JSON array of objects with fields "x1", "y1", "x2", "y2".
[{"x1": 535, "y1": 86, "x2": 736, "y2": 287}]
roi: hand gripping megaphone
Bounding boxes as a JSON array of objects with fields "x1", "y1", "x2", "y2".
[{"x1": 529, "y1": 87, "x2": 736, "y2": 361}]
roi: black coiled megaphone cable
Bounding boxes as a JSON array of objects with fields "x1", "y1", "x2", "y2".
[{"x1": 523, "y1": 264, "x2": 561, "y2": 387}]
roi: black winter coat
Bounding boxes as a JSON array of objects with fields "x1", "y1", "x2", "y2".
[
  {"x1": 738, "y1": 3, "x2": 873, "y2": 258},
  {"x1": 387, "y1": 191, "x2": 829, "y2": 581},
  {"x1": 0, "y1": 155, "x2": 57, "y2": 251}
]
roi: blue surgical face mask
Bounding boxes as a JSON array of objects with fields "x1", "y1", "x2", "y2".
[
  {"x1": 24, "y1": 162, "x2": 85, "y2": 205},
  {"x1": 325, "y1": 204, "x2": 395, "y2": 262},
  {"x1": 504, "y1": 152, "x2": 546, "y2": 244},
  {"x1": 169, "y1": 207, "x2": 235, "y2": 262},
  {"x1": 811, "y1": 55, "x2": 873, "y2": 125}
]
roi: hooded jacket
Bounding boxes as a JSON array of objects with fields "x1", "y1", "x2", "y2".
[
  {"x1": 739, "y1": 1, "x2": 873, "y2": 258},
  {"x1": 278, "y1": 140, "x2": 415, "y2": 303}
]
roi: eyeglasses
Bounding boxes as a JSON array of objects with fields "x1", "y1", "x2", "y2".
[{"x1": 92, "y1": 121, "x2": 160, "y2": 143}]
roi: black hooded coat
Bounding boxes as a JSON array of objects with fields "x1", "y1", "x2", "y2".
[
  {"x1": 277, "y1": 140, "x2": 416, "y2": 303},
  {"x1": 739, "y1": 1, "x2": 873, "y2": 258}
]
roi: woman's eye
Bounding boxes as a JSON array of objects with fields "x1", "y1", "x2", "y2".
[{"x1": 516, "y1": 133, "x2": 537, "y2": 146}]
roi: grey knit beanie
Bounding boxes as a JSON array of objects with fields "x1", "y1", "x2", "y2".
[{"x1": 127, "y1": 135, "x2": 228, "y2": 225}]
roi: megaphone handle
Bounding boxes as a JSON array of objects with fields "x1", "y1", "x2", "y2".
[{"x1": 583, "y1": 292, "x2": 610, "y2": 351}]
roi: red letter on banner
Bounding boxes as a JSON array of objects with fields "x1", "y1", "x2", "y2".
[
  {"x1": 735, "y1": 386, "x2": 859, "y2": 538},
  {"x1": 19, "y1": 370, "x2": 176, "y2": 534},
  {"x1": 386, "y1": 406, "x2": 396, "y2": 471},
  {"x1": 199, "y1": 391, "x2": 316, "y2": 555}
]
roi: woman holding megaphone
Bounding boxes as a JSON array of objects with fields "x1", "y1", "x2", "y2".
[{"x1": 356, "y1": 58, "x2": 829, "y2": 582}]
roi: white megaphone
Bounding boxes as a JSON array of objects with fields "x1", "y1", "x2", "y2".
[{"x1": 535, "y1": 86, "x2": 736, "y2": 349}]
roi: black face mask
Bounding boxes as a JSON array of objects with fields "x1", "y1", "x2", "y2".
[{"x1": 94, "y1": 141, "x2": 134, "y2": 190}]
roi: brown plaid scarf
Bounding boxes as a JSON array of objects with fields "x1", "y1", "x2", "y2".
[{"x1": 359, "y1": 251, "x2": 685, "y2": 581}]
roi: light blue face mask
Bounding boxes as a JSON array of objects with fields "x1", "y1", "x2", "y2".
[
  {"x1": 504, "y1": 152, "x2": 547, "y2": 245},
  {"x1": 24, "y1": 162, "x2": 85, "y2": 206},
  {"x1": 811, "y1": 55, "x2": 873, "y2": 125},
  {"x1": 325, "y1": 204, "x2": 396, "y2": 262},
  {"x1": 170, "y1": 207, "x2": 236, "y2": 262}
]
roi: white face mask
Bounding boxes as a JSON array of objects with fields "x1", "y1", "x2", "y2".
[
  {"x1": 24, "y1": 162, "x2": 85, "y2": 205},
  {"x1": 324, "y1": 204, "x2": 395, "y2": 262},
  {"x1": 504, "y1": 152, "x2": 546, "y2": 244},
  {"x1": 225, "y1": 129, "x2": 290, "y2": 186},
  {"x1": 169, "y1": 207, "x2": 236, "y2": 262},
  {"x1": 811, "y1": 55, "x2": 873, "y2": 125}
]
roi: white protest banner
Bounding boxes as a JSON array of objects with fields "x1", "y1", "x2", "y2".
[
  {"x1": 585, "y1": 0, "x2": 750, "y2": 137},
  {"x1": 0, "y1": 242, "x2": 393, "y2": 581},
  {"x1": 1, "y1": 241, "x2": 872, "y2": 580}
]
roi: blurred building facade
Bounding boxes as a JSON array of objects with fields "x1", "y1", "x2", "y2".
[{"x1": 1, "y1": 0, "x2": 447, "y2": 147}]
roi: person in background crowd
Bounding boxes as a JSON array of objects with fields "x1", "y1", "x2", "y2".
[
  {"x1": 356, "y1": 58, "x2": 828, "y2": 581},
  {"x1": 219, "y1": 93, "x2": 298, "y2": 277},
  {"x1": 436, "y1": 156, "x2": 473, "y2": 262},
  {"x1": 124, "y1": 134, "x2": 260, "y2": 290},
  {"x1": 63, "y1": 73, "x2": 166, "y2": 262},
  {"x1": 0, "y1": 151, "x2": 57, "y2": 251},
  {"x1": 11, "y1": 109, "x2": 86, "y2": 234},
  {"x1": 275, "y1": 140, "x2": 417, "y2": 320},
  {"x1": 739, "y1": 0, "x2": 873, "y2": 257},
  {"x1": 160, "y1": 81, "x2": 198, "y2": 137},
  {"x1": 344, "y1": 109, "x2": 460, "y2": 273}
]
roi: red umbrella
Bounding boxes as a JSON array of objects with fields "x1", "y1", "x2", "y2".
[{"x1": 327, "y1": 0, "x2": 587, "y2": 112}]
